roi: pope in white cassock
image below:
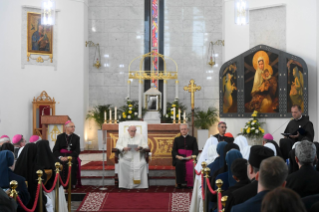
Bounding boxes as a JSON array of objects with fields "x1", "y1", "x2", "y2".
[{"x1": 116, "y1": 125, "x2": 149, "y2": 189}]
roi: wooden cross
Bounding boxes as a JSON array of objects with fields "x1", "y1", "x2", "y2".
[
  {"x1": 183, "y1": 79, "x2": 201, "y2": 109},
  {"x1": 184, "y1": 79, "x2": 201, "y2": 136}
]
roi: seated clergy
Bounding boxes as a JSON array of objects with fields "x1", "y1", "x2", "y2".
[
  {"x1": 172, "y1": 124, "x2": 198, "y2": 189},
  {"x1": 286, "y1": 140, "x2": 319, "y2": 197},
  {"x1": 11, "y1": 134, "x2": 26, "y2": 159},
  {"x1": 280, "y1": 105, "x2": 314, "y2": 160},
  {"x1": 0, "y1": 135, "x2": 10, "y2": 147},
  {"x1": 214, "y1": 122, "x2": 233, "y2": 143},
  {"x1": 231, "y1": 156, "x2": 288, "y2": 212},
  {"x1": 115, "y1": 125, "x2": 149, "y2": 189},
  {"x1": 53, "y1": 120, "x2": 81, "y2": 188}
]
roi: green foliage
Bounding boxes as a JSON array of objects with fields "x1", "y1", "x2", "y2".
[
  {"x1": 241, "y1": 111, "x2": 265, "y2": 138},
  {"x1": 86, "y1": 104, "x2": 112, "y2": 129},
  {"x1": 193, "y1": 107, "x2": 219, "y2": 129},
  {"x1": 118, "y1": 100, "x2": 145, "y2": 121},
  {"x1": 161, "y1": 100, "x2": 188, "y2": 123}
]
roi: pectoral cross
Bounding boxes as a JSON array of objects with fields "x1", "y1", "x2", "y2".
[
  {"x1": 67, "y1": 145, "x2": 71, "y2": 151},
  {"x1": 184, "y1": 79, "x2": 201, "y2": 136},
  {"x1": 184, "y1": 79, "x2": 201, "y2": 109}
]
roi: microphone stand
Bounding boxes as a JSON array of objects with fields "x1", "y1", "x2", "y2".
[{"x1": 99, "y1": 134, "x2": 107, "y2": 191}]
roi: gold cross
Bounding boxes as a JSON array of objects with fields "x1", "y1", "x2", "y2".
[{"x1": 183, "y1": 79, "x2": 201, "y2": 109}]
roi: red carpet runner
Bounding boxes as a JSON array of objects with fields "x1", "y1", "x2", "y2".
[{"x1": 77, "y1": 192, "x2": 192, "y2": 212}]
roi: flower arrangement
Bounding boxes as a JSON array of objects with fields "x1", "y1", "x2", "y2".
[
  {"x1": 86, "y1": 104, "x2": 112, "y2": 129},
  {"x1": 241, "y1": 110, "x2": 265, "y2": 138},
  {"x1": 161, "y1": 100, "x2": 188, "y2": 123},
  {"x1": 119, "y1": 100, "x2": 140, "y2": 121}
]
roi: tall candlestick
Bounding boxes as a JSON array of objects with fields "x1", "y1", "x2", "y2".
[
  {"x1": 183, "y1": 111, "x2": 186, "y2": 124},
  {"x1": 104, "y1": 111, "x2": 106, "y2": 123},
  {"x1": 114, "y1": 107, "x2": 117, "y2": 123},
  {"x1": 178, "y1": 108, "x2": 181, "y2": 124},
  {"x1": 173, "y1": 108, "x2": 176, "y2": 124},
  {"x1": 109, "y1": 108, "x2": 112, "y2": 124}
]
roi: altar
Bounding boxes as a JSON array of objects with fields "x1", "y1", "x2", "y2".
[{"x1": 102, "y1": 123, "x2": 181, "y2": 166}]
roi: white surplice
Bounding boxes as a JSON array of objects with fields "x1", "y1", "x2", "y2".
[{"x1": 116, "y1": 133, "x2": 149, "y2": 189}]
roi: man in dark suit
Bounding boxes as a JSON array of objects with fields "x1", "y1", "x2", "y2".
[
  {"x1": 286, "y1": 140, "x2": 319, "y2": 197},
  {"x1": 231, "y1": 156, "x2": 288, "y2": 212},
  {"x1": 214, "y1": 122, "x2": 234, "y2": 143},
  {"x1": 225, "y1": 145, "x2": 274, "y2": 212},
  {"x1": 172, "y1": 124, "x2": 198, "y2": 189},
  {"x1": 53, "y1": 120, "x2": 81, "y2": 188}
]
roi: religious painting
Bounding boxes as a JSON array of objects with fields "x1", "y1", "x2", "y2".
[
  {"x1": 222, "y1": 63, "x2": 237, "y2": 113},
  {"x1": 244, "y1": 50, "x2": 279, "y2": 113},
  {"x1": 27, "y1": 12, "x2": 53, "y2": 55},
  {"x1": 287, "y1": 59, "x2": 304, "y2": 112}
]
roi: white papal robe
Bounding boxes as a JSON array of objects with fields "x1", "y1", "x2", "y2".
[{"x1": 116, "y1": 133, "x2": 149, "y2": 189}]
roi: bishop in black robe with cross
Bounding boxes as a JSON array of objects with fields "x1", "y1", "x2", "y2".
[{"x1": 53, "y1": 132, "x2": 81, "y2": 187}]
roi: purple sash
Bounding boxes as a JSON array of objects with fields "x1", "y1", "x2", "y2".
[
  {"x1": 60, "y1": 149, "x2": 82, "y2": 187},
  {"x1": 178, "y1": 149, "x2": 193, "y2": 187}
]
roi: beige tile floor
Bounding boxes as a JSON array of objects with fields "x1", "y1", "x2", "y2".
[{"x1": 79, "y1": 153, "x2": 106, "y2": 166}]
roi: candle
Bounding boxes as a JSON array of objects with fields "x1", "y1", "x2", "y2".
[
  {"x1": 104, "y1": 111, "x2": 106, "y2": 121},
  {"x1": 173, "y1": 108, "x2": 176, "y2": 120},
  {"x1": 183, "y1": 111, "x2": 186, "y2": 120},
  {"x1": 178, "y1": 108, "x2": 181, "y2": 121},
  {"x1": 114, "y1": 107, "x2": 117, "y2": 121},
  {"x1": 109, "y1": 109, "x2": 112, "y2": 121}
]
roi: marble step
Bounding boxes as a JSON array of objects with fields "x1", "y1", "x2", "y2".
[{"x1": 81, "y1": 169, "x2": 175, "y2": 177}]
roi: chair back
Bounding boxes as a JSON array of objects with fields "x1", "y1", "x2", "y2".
[{"x1": 118, "y1": 121, "x2": 148, "y2": 142}]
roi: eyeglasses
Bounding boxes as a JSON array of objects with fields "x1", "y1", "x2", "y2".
[
  {"x1": 68, "y1": 125, "x2": 76, "y2": 128},
  {"x1": 180, "y1": 128, "x2": 188, "y2": 130}
]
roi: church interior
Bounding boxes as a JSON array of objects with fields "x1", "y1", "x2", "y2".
[{"x1": 1, "y1": 0, "x2": 319, "y2": 211}]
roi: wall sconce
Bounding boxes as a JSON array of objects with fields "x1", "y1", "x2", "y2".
[
  {"x1": 85, "y1": 41, "x2": 101, "y2": 69},
  {"x1": 235, "y1": 0, "x2": 249, "y2": 25},
  {"x1": 207, "y1": 40, "x2": 224, "y2": 67}
]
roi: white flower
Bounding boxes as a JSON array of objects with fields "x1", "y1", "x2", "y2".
[
  {"x1": 165, "y1": 114, "x2": 168, "y2": 118},
  {"x1": 129, "y1": 107, "x2": 132, "y2": 110},
  {"x1": 128, "y1": 115, "x2": 131, "y2": 119},
  {"x1": 134, "y1": 112, "x2": 138, "y2": 116},
  {"x1": 255, "y1": 130, "x2": 259, "y2": 133},
  {"x1": 245, "y1": 126, "x2": 248, "y2": 129},
  {"x1": 251, "y1": 122, "x2": 255, "y2": 125},
  {"x1": 251, "y1": 127, "x2": 255, "y2": 130}
]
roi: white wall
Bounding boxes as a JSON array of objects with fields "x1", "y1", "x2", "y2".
[
  {"x1": 0, "y1": 0, "x2": 89, "y2": 149},
  {"x1": 222, "y1": 0, "x2": 318, "y2": 142}
]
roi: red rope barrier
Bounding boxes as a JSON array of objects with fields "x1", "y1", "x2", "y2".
[
  {"x1": 42, "y1": 173, "x2": 58, "y2": 193},
  {"x1": 201, "y1": 173, "x2": 205, "y2": 201},
  {"x1": 218, "y1": 192, "x2": 222, "y2": 211},
  {"x1": 205, "y1": 177, "x2": 217, "y2": 195},
  {"x1": 59, "y1": 166, "x2": 72, "y2": 187},
  {"x1": 16, "y1": 184, "x2": 40, "y2": 212},
  {"x1": 193, "y1": 163, "x2": 202, "y2": 176}
]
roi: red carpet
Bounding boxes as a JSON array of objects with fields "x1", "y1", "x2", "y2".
[
  {"x1": 82, "y1": 161, "x2": 175, "y2": 171},
  {"x1": 77, "y1": 192, "x2": 191, "y2": 212},
  {"x1": 72, "y1": 186, "x2": 191, "y2": 193}
]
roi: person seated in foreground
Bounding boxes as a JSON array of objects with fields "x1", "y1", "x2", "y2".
[
  {"x1": 261, "y1": 187, "x2": 307, "y2": 212},
  {"x1": 231, "y1": 156, "x2": 288, "y2": 212},
  {"x1": 280, "y1": 105, "x2": 314, "y2": 160},
  {"x1": 302, "y1": 193, "x2": 319, "y2": 212},
  {"x1": 225, "y1": 145, "x2": 274, "y2": 212},
  {"x1": 286, "y1": 140, "x2": 319, "y2": 197},
  {"x1": 116, "y1": 125, "x2": 149, "y2": 189},
  {"x1": 0, "y1": 150, "x2": 30, "y2": 211},
  {"x1": 53, "y1": 120, "x2": 81, "y2": 188},
  {"x1": 172, "y1": 124, "x2": 198, "y2": 189}
]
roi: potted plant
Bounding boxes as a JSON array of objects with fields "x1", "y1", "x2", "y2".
[
  {"x1": 194, "y1": 107, "x2": 219, "y2": 149},
  {"x1": 86, "y1": 104, "x2": 112, "y2": 150}
]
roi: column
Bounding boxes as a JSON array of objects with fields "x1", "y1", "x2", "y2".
[
  {"x1": 163, "y1": 80, "x2": 167, "y2": 115},
  {"x1": 138, "y1": 79, "x2": 143, "y2": 118},
  {"x1": 175, "y1": 80, "x2": 179, "y2": 100},
  {"x1": 127, "y1": 80, "x2": 131, "y2": 100}
]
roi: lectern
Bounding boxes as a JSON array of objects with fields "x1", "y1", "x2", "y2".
[{"x1": 41, "y1": 115, "x2": 70, "y2": 149}]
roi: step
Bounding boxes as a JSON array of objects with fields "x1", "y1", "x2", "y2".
[{"x1": 81, "y1": 169, "x2": 175, "y2": 177}]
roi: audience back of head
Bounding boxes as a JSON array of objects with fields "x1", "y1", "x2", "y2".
[
  {"x1": 261, "y1": 187, "x2": 307, "y2": 212},
  {"x1": 295, "y1": 140, "x2": 316, "y2": 166},
  {"x1": 231, "y1": 158, "x2": 248, "y2": 181}
]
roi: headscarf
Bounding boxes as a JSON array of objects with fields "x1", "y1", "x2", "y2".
[
  {"x1": 0, "y1": 143, "x2": 14, "y2": 153},
  {"x1": 0, "y1": 150, "x2": 14, "y2": 188},
  {"x1": 206, "y1": 145, "x2": 217, "y2": 165},
  {"x1": 195, "y1": 136, "x2": 218, "y2": 180},
  {"x1": 208, "y1": 141, "x2": 227, "y2": 177},
  {"x1": 234, "y1": 135, "x2": 248, "y2": 151},
  {"x1": 264, "y1": 142, "x2": 277, "y2": 156},
  {"x1": 36, "y1": 140, "x2": 59, "y2": 188},
  {"x1": 226, "y1": 149, "x2": 243, "y2": 187},
  {"x1": 267, "y1": 140, "x2": 283, "y2": 159},
  {"x1": 242, "y1": 146, "x2": 252, "y2": 160}
]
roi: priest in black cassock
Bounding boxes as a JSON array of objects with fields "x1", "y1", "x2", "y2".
[
  {"x1": 279, "y1": 105, "x2": 314, "y2": 160},
  {"x1": 214, "y1": 121, "x2": 234, "y2": 143},
  {"x1": 53, "y1": 120, "x2": 81, "y2": 188},
  {"x1": 172, "y1": 124, "x2": 198, "y2": 189}
]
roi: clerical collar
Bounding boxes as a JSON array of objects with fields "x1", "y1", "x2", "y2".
[
  {"x1": 295, "y1": 115, "x2": 303, "y2": 121},
  {"x1": 182, "y1": 135, "x2": 188, "y2": 138},
  {"x1": 66, "y1": 133, "x2": 71, "y2": 136}
]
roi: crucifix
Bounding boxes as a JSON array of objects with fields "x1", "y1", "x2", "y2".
[{"x1": 184, "y1": 79, "x2": 201, "y2": 136}]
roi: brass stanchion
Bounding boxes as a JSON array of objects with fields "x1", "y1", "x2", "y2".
[
  {"x1": 37, "y1": 170, "x2": 43, "y2": 212},
  {"x1": 9, "y1": 180, "x2": 18, "y2": 201},
  {"x1": 192, "y1": 155, "x2": 197, "y2": 181},
  {"x1": 201, "y1": 162, "x2": 207, "y2": 212},
  {"x1": 204, "y1": 167, "x2": 211, "y2": 212},
  {"x1": 221, "y1": 196, "x2": 228, "y2": 212},
  {"x1": 216, "y1": 179, "x2": 224, "y2": 212},
  {"x1": 55, "y1": 162, "x2": 61, "y2": 212},
  {"x1": 68, "y1": 156, "x2": 72, "y2": 212}
]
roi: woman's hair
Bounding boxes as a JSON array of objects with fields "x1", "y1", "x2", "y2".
[
  {"x1": 0, "y1": 142, "x2": 14, "y2": 153},
  {"x1": 261, "y1": 187, "x2": 307, "y2": 212}
]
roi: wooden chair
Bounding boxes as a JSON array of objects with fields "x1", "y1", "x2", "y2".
[{"x1": 112, "y1": 121, "x2": 150, "y2": 187}]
